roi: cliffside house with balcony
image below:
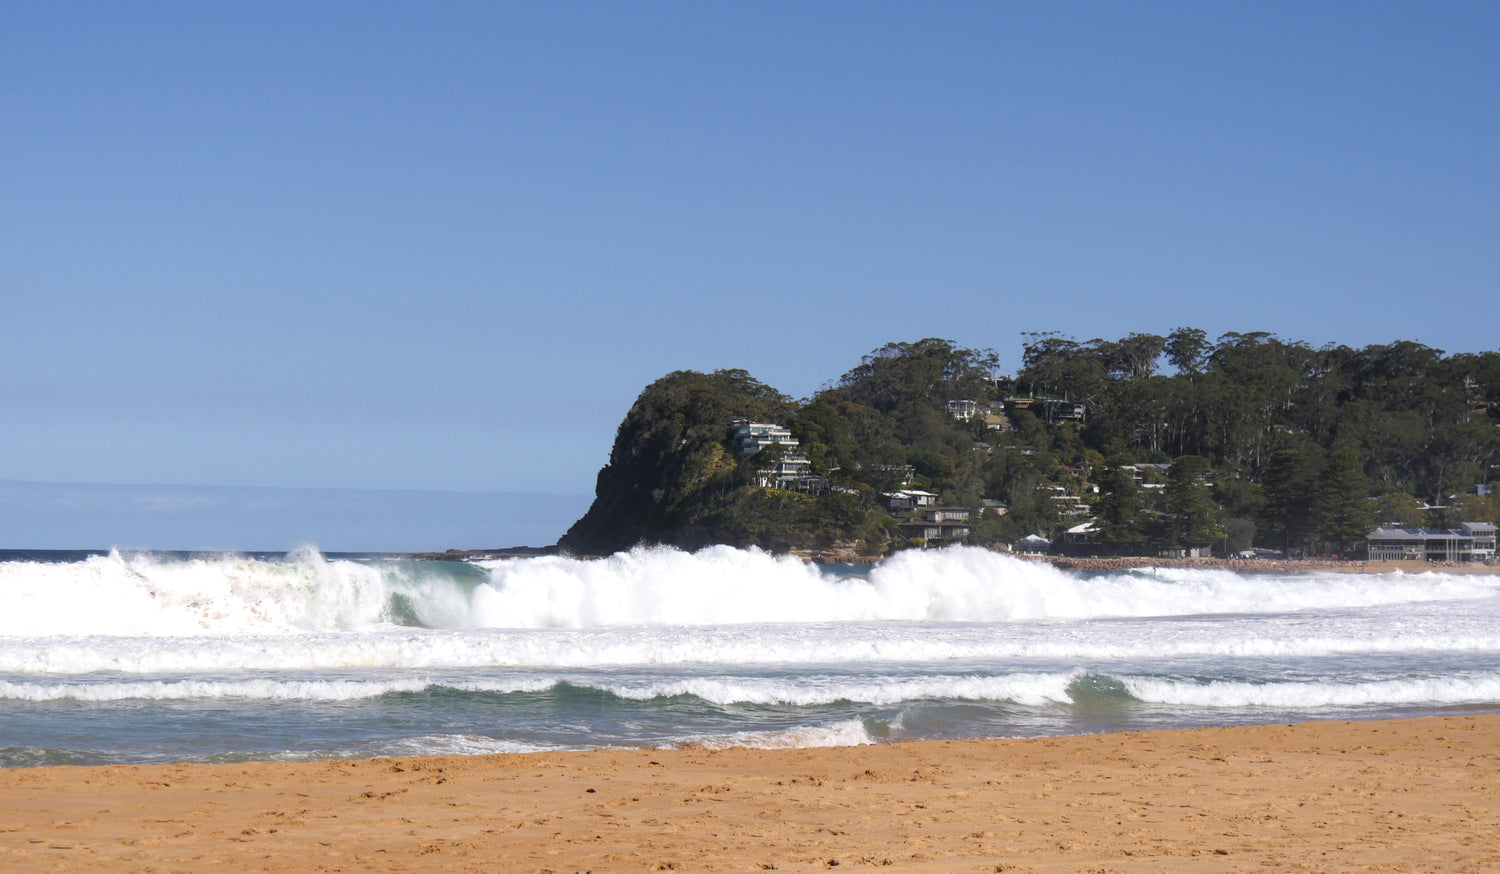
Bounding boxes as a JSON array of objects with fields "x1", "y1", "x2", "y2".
[
  {"x1": 731, "y1": 421, "x2": 817, "y2": 490},
  {"x1": 946, "y1": 399, "x2": 979, "y2": 420}
]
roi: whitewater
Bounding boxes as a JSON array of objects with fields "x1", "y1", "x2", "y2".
[{"x1": 2, "y1": 545, "x2": 1498, "y2": 767}]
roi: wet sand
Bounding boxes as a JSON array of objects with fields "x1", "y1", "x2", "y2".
[{"x1": 2, "y1": 714, "x2": 1497, "y2": 872}]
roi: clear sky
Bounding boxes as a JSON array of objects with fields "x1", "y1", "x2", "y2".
[{"x1": 3, "y1": 2, "x2": 1497, "y2": 549}]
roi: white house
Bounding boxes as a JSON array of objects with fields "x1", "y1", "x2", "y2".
[{"x1": 732, "y1": 422, "x2": 798, "y2": 460}]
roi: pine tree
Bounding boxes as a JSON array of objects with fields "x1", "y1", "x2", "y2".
[
  {"x1": 1315, "y1": 444, "x2": 1372, "y2": 554},
  {"x1": 1165, "y1": 455, "x2": 1220, "y2": 549},
  {"x1": 1096, "y1": 457, "x2": 1146, "y2": 549},
  {"x1": 1260, "y1": 449, "x2": 1315, "y2": 556}
]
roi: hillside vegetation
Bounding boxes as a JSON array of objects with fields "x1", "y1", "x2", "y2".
[{"x1": 560, "y1": 333, "x2": 1500, "y2": 558}]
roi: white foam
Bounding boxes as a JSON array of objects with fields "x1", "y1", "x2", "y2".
[
  {"x1": 3, "y1": 545, "x2": 1498, "y2": 642},
  {"x1": 0, "y1": 548, "x2": 393, "y2": 636},
  {"x1": 598, "y1": 671, "x2": 1082, "y2": 707},
  {"x1": 465, "y1": 545, "x2": 1500, "y2": 628},
  {"x1": 4, "y1": 604, "x2": 1500, "y2": 675},
  {"x1": 0, "y1": 675, "x2": 559, "y2": 702},
  {"x1": 1124, "y1": 673, "x2": 1500, "y2": 708},
  {"x1": 371, "y1": 734, "x2": 557, "y2": 757},
  {"x1": 668, "y1": 718, "x2": 877, "y2": 750}
]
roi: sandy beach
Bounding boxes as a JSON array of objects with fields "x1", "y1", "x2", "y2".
[{"x1": 2, "y1": 714, "x2": 1496, "y2": 873}]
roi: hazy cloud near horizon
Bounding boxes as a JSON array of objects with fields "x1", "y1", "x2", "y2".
[{"x1": 0, "y1": 481, "x2": 588, "y2": 552}]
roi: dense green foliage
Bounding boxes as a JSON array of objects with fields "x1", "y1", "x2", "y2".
[{"x1": 561, "y1": 332, "x2": 1500, "y2": 557}]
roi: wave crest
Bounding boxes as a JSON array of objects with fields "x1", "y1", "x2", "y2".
[{"x1": 2, "y1": 544, "x2": 1497, "y2": 637}]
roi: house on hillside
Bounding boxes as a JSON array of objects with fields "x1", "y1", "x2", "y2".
[
  {"x1": 946, "y1": 399, "x2": 979, "y2": 420},
  {"x1": 879, "y1": 489, "x2": 939, "y2": 518},
  {"x1": 860, "y1": 463, "x2": 917, "y2": 487},
  {"x1": 898, "y1": 505, "x2": 974, "y2": 545},
  {"x1": 731, "y1": 421, "x2": 798, "y2": 459},
  {"x1": 1005, "y1": 397, "x2": 1086, "y2": 426},
  {"x1": 1121, "y1": 463, "x2": 1172, "y2": 483},
  {"x1": 926, "y1": 506, "x2": 971, "y2": 523},
  {"x1": 731, "y1": 421, "x2": 817, "y2": 490}
]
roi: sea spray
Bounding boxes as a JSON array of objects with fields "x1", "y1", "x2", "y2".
[
  {"x1": 0, "y1": 547, "x2": 392, "y2": 636},
  {"x1": 471, "y1": 545, "x2": 1500, "y2": 628},
  {"x1": 2, "y1": 544, "x2": 1498, "y2": 638}
]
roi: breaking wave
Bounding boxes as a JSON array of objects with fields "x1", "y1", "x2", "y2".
[
  {"x1": 3, "y1": 545, "x2": 1497, "y2": 638},
  {"x1": 6, "y1": 669, "x2": 1498, "y2": 711}
]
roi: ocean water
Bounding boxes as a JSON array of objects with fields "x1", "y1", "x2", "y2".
[{"x1": 1, "y1": 545, "x2": 1497, "y2": 768}]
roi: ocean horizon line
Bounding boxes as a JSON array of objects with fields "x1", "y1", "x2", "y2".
[{"x1": 0, "y1": 480, "x2": 591, "y2": 553}]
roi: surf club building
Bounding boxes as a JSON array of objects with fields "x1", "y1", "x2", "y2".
[{"x1": 1366, "y1": 523, "x2": 1497, "y2": 562}]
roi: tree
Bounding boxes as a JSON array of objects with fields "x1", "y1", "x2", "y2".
[
  {"x1": 1164, "y1": 327, "x2": 1208, "y2": 376},
  {"x1": 1313, "y1": 444, "x2": 1372, "y2": 554},
  {"x1": 1096, "y1": 457, "x2": 1146, "y2": 550},
  {"x1": 1260, "y1": 449, "x2": 1315, "y2": 555},
  {"x1": 1164, "y1": 455, "x2": 1219, "y2": 549},
  {"x1": 836, "y1": 338, "x2": 998, "y2": 412},
  {"x1": 1371, "y1": 492, "x2": 1426, "y2": 528},
  {"x1": 1110, "y1": 333, "x2": 1167, "y2": 380}
]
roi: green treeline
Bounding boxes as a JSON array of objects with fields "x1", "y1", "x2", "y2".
[{"x1": 559, "y1": 333, "x2": 1500, "y2": 557}]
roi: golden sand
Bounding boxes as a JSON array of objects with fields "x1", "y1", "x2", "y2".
[{"x1": 2, "y1": 714, "x2": 1497, "y2": 872}]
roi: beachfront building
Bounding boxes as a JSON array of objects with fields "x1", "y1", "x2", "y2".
[
  {"x1": 896, "y1": 504, "x2": 976, "y2": 544},
  {"x1": 1366, "y1": 523, "x2": 1498, "y2": 562},
  {"x1": 1014, "y1": 534, "x2": 1052, "y2": 555},
  {"x1": 1063, "y1": 520, "x2": 1098, "y2": 547},
  {"x1": 899, "y1": 519, "x2": 971, "y2": 544}
]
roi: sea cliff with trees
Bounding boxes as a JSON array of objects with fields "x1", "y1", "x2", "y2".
[{"x1": 559, "y1": 332, "x2": 1500, "y2": 560}]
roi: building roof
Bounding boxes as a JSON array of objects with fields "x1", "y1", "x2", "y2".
[{"x1": 1368, "y1": 526, "x2": 1497, "y2": 540}]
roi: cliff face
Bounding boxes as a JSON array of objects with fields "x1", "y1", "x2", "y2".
[{"x1": 557, "y1": 369, "x2": 795, "y2": 556}]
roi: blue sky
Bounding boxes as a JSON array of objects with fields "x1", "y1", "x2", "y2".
[{"x1": 3, "y1": 2, "x2": 1497, "y2": 549}]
